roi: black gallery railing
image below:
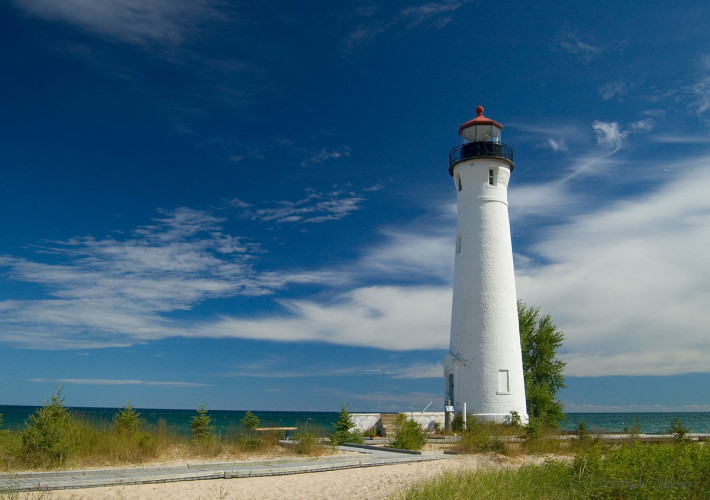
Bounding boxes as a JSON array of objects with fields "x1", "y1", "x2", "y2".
[{"x1": 449, "y1": 141, "x2": 514, "y2": 174}]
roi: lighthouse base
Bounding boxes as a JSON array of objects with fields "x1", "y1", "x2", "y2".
[
  {"x1": 469, "y1": 412, "x2": 528, "y2": 425},
  {"x1": 444, "y1": 353, "x2": 529, "y2": 426}
]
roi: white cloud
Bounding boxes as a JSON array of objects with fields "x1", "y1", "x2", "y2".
[
  {"x1": 516, "y1": 154, "x2": 710, "y2": 377},
  {"x1": 399, "y1": 0, "x2": 468, "y2": 28},
  {"x1": 203, "y1": 285, "x2": 452, "y2": 351},
  {"x1": 300, "y1": 147, "x2": 351, "y2": 167},
  {"x1": 358, "y1": 228, "x2": 453, "y2": 282},
  {"x1": 244, "y1": 189, "x2": 365, "y2": 224},
  {"x1": 545, "y1": 138, "x2": 568, "y2": 153},
  {"x1": 342, "y1": 23, "x2": 388, "y2": 52},
  {"x1": 0, "y1": 207, "x2": 283, "y2": 348},
  {"x1": 11, "y1": 0, "x2": 217, "y2": 46},
  {"x1": 556, "y1": 30, "x2": 602, "y2": 60},
  {"x1": 599, "y1": 81, "x2": 632, "y2": 100},
  {"x1": 29, "y1": 378, "x2": 208, "y2": 387},
  {"x1": 342, "y1": 0, "x2": 469, "y2": 52},
  {"x1": 592, "y1": 120, "x2": 628, "y2": 150}
]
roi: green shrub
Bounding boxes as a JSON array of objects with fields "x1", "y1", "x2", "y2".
[
  {"x1": 390, "y1": 413, "x2": 427, "y2": 451},
  {"x1": 623, "y1": 416, "x2": 642, "y2": 436},
  {"x1": 191, "y1": 404, "x2": 214, "y2": 443},
  {"x1": 295, "y1": 430, "x2": 318, "y2": 455},
  {"x1": 450, "y1": 413, "x2": 475, "y2": 432},
  {"x1": 456, "y1": 418, "x2": 506, "y2": 454},
  {"x1": 240, "y1": 411, "x2": 259, "y2": 431},
  {"x1": 330, "y1": 405, "x2": 363, "y2": 446},
  {"x1": 401, "y1": 442, "x2": 710, "y2": 499},
  {"x1": 114, "y1": 402, "x2": 144, "y2": 435},
  {"x1": 669, "y1": 417, "x2": 689, "y2": 443},
  {"x1": 20, "y1": 389, "x2": 80, "y2": 468}
]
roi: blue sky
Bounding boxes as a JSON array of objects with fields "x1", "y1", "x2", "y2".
[{"x1": 1, "y1": 0, "x2": 709, "y2": 413}]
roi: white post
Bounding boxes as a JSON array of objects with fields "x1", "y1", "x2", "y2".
[{"x1": 463, "y1": 402, "x2": 467, "y2": 430}]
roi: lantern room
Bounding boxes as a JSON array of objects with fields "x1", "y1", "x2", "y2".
[
  {"x1": 458, "y1": 105, "x2": 503, "y2": 143},
  {"x1": 448, "y1": 105, "x2": 514, "y2": 175}
]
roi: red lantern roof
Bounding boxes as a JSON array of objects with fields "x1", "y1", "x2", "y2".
[{"x1": 457, "y1": 106, "x2": 503, "y2": 135}]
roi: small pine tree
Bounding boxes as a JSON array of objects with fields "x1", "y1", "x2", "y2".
[
  {"x1": 21, "y1": 388, "x2": 79, "y2": 467},
  {"x1": 191, "y1": 403, "x2": 213, "y2": 442},
  {"x1": 669, "y1": 417, "x2": 689, "y2": 443},
  {"x1": 331, "y1": 405, "x2": 363, "y2": 445},
  {"x1": 114, "y1": 402, "x2": 144, "y2": 435},
  {"x1": 390, "y1": 413, "x2": 427, "y2": 451},
  {"x1": 576, "y1": 419, "x2": 589, "y2": 441},
  {"x1": 241, "y1": 411, "x2": 260, "y2": 431}
]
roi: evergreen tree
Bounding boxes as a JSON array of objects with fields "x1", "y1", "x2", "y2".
[
  {"x1": 190, "y1": 403, "x2": 213, "y2": 442},
  {"x1": 241, "y1": 411, "x2": 259, "y2": 431},
  {"x1": 518, "y1": 301, "x2": 566, "y2": 427},
  {"x1": 113, "y1": 402, "x2": 144, "y2": 435},
  {"x1": 330, "y1": 405, "x2": 363, "y2": 445}
]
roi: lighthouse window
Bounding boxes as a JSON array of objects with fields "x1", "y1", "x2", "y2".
[
  {"x1": 455, "y1": 235, "x2": 461, "y2": 254},
  {"x1": 497, "y1": 370, "x2": 510, "y2": 394},
  {"x1": 488, "y1": 168, "x2": 497, "y2": 186},
  {"x1": 455, "y1": 174, "x2": 462, "y2": 191}
]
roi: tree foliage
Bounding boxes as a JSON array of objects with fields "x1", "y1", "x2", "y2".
[
  {"x1": 190, "y1": 403, "x2": 214, "y2": 442},
  {"x1": 390, "y1": 413, "x2": 427, "y2": 450},
  {"x1": 241, "y1": 411, "x2": 260, "y2": 431},
  {"x1": 113, "y1": 402, "x2": 144, "y2": 435},
  {"x1": 330, "y1": 405, "x2": 363, "y2": 445},
  {"x1": 518, "y1": 301, "x2": 566, "y2": 427},
  {"x1": 21, "y1": 388, "x2": 79, "y2": 467}
]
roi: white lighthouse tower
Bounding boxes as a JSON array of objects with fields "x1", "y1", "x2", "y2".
[{"x1": 444, "y1": 106, "x2": 528, "y2": 424}]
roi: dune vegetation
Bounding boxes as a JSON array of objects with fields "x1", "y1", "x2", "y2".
[{"x1": 0, "y1": 390, "x2": 330, "y2": 471}]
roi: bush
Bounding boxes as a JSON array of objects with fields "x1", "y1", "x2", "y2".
[
  {"x1": 451, "y1": 413, "x2": 475, "y2": 433},
  {"x1": 20, "y1": 389, "x2": 80, "y2": 468},
  {"x1": 669, "y1": 417, "x2": 689, "y2": 443},
  {"x1": 241, "y1": 411, "x2": 260, "y2": 431},
  {"x1": 456, "y1": 418, "x2": 506, "y2": 454},
  {"x1": 114, "y1": 402, "x2": 144, "y2": 435},
  {"x1": 330, "y1": 405, "x2": 363, "y2": 446},
  {"x1": 401, "y1": 441, "x2": 710, "y2": 499},
  {"x1": 390, "y1": 413, "x2": 427, "y2": 451},
  {"x1": 191, "y1": 404, "x2": 214, "y2": 443},
  {"x1": 295, "y1": 430, "x2": 319, "y2": 455}
]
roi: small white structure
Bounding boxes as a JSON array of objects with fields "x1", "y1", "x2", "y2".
[{"x1": 443, "y1": 106, "x2": 529, "y2": 425}]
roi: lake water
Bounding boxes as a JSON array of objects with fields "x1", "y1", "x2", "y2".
[{"x1": 1, "y1": 406, "x2": 708, "y2": 435}]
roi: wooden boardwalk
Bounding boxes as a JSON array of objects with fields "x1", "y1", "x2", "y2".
[{"x1": 0, "y1": 446, "x2": 448, "y2": 493}]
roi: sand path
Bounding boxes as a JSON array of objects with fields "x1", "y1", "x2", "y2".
[{"x1": 15, "y1": 453, "x2": 551, "y2": 499}]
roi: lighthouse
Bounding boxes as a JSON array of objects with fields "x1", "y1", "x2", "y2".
[{"x1": 443, "y1": 106, "x2": 528, "y2": 425}]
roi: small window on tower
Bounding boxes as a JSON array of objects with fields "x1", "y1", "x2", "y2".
[
  {"x1": 456, "y1": 174, "x2": 462, "y2": 192},
  {"x1": 488, "y1": 168, "x2": 497, "y2": 186},
  {"x1": 456, "y1": 234, "x2": 461, "y2": 254},
  {"x1": 497, "y1": 369, "x2": 510, "y2": 394}
]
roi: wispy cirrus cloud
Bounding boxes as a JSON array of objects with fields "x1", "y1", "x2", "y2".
[
  {"x1": 29, "y1": 378, "x2": 209, "y2": 387},
  {"x1": 300, "y1": 147, "x2": 351, "y2": 167},
  {"x1": 399, "y1": 0, "x2": 469, "y2": 28},
  {"x1": 11, "y1": 0, "x2": 219, "y2": 46},
  {"x1": 556, "y1": 30, "x2": 602, "y2": 60},
  {"x1": 599, "y1": 81, "x2": 633, "y2": 101},
  {"x1": 516, "y1": 153, "x2": 710, "y2": 377},
  {"x1": 0, "y1": 206, "x2": 291, "y2": 349},
  {"x1": 342, "y1": 0, "x2": 471, "y2": 52},
  {"x1": 242, "y1": 188, "x2": 366, "y2": 224}
]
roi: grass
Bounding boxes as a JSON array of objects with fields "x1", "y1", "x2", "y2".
[
  {"x1": 398, "y1": 440, "x2": 710, "y2": 499},
  {"x1": 0, "y1": 392, "x2": 331, "y2": 472}
]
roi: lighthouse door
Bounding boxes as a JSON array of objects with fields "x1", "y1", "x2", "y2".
[{"x1": 448, "y1": 373, "x2": 455, "y2": 405}]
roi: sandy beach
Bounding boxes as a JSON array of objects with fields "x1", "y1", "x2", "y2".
[{"x1": 15, "y1": 453, "x2": 556, "y2": 500}]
